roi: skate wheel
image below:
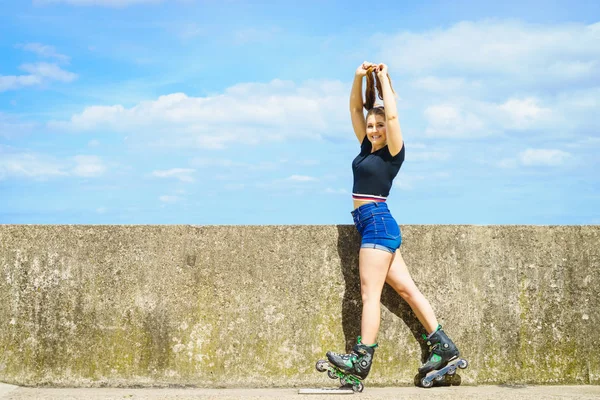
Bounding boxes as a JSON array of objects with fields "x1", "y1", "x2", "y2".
[
  {"x1": 447, "y1": 367, "x2": 456, "y2": 375},
  {"x1": 352, "y1": 382, "x2": 364, "y2": 393},
  {"x1": 327, "y1": 369, "x2": 337, "y2": 380},
  {"x1": 458, "y1": 359, "x2": 468, "y2": 369},
  {"x1": 421, "y1": 377, "x2": 434, "y2": 388},
  {"x1": 435, "y1": 374, "x2": 444, "y2": 381},
  {"x1": 315, "y1": 360, "x2": 327, "y2": 372}
]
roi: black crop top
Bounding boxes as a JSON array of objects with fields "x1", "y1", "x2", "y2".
[{"x1": 352, "y1": 136, "x2": 405, "y2": 199}]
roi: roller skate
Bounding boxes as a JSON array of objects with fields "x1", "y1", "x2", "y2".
[
  {"x1": 315, "y1": 337, "x2": 377, "y2": 393},
  {"x1": 418, "y1": 325, "x2": 468, "y2": 388}
]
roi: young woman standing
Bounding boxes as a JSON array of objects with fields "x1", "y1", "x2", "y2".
[{"x1": 324, "y1": 62, "x2": 461, "y2": 385}]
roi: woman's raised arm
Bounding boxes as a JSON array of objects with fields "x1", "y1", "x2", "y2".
[
  {"x1": 377, "y1": 63, "x2": 403, "y2": 156},
  {"x1": 350, "y1": 62, "x2": 375, "y2": 143}
]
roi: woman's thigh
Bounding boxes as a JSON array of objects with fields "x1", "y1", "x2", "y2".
[
  {"x1": 385, "y1": 249, "x2": 419, "y2": 296},
  {"x1": 359, "y1": 248, "x2": 393, "y2": 298}
]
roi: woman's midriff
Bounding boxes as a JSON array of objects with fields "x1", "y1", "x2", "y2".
[{"x1": 353, "y1": 199, "x2": 385, "y2": 210}]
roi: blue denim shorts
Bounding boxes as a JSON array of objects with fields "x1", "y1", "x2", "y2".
[{"x1": 351, "y1": 202, "x2": 402, "y2": 253}]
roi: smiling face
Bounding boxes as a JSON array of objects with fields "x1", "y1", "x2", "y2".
[{"x1": 366, "y1": 113, "x2": 387, "y2": 149}]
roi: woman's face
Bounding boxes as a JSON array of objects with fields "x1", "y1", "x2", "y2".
[{"x1": 366, "y1": 114, "x2": 386, "y2": 147}]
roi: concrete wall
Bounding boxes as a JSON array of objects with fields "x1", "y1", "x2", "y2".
[{"x1": 0, "y1": 225, "x2": 598, "y2": 387}]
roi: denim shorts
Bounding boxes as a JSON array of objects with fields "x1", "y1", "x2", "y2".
[{"x1": 351, "y1": 202, "x2": 402, "y2": 253}]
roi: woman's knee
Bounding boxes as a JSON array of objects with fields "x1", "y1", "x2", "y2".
[
  {"x1": 392, "y1": 281, "x2": 419, "y2": 302},
  {"x1": 360, "y1": 286, "x2": 383, "y2": 304},
  {"x1": 397, "y1": 287, "x2": 413, "y2": 302}
]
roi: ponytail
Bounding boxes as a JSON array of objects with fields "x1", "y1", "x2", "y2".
[{"x1": 363, "y1": 67, "x2": 396, "y2": 111}]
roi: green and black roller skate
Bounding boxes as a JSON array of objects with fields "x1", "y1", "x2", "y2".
[
  {"x1": 315, "y1": 337, "x2": 377, "y2": 393},
  {"x1": 418, "y1": 325, "x2": 468, "y2": 388}
]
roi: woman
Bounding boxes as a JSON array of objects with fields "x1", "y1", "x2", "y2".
[{"x1": 325, "y1": 62, "x2": 460, "y2": 381}]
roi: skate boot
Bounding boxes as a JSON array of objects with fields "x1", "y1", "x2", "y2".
[
  {"x1": 315, "y1": 337, "x2": 377, "y2": 392},
  {"x1": 326, "y1": 337, "x2": 377, "y2": 379},
  {"x1": 418, "y1": 325, "x2": 468, "y2": 388}
]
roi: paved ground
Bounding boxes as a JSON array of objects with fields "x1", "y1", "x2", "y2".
[{"x1": 1, "y1": 384, "x2": 600, "y2": 400}]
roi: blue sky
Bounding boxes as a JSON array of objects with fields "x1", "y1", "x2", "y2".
[{"x1": 1, "y1": 0, "x2": 599, "y2": 225}]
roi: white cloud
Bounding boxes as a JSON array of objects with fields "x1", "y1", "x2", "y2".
[
  {"x1": 0, "y1": 149, "x2": 106, "y2": 180},
  {"x1": 152, "y1": 168, "x2": 195, "y2": 182},
  {"x1": 18, "y1": 43, "x2": 70, "y2": 63},
  {"x1": 499, "y1": 98, "x2": 552, "y2": 130},
  {"x1": 495, "y1": 149, "x2": 572, "y2": 169},
  {"x1": 381, "y1": 20, "x2": 600, "y2": 83},
  {"x1": 0, "y1": 75, "x2": 42, "y2": 92},
  {"x1": 34, "y1": 0, "x2": 163, "y2": 6},
  {"x1": 423, "y1": 95, "x2": 560, "y2": 138},
  {"x1": 63, "y1": 104, "x2": 125, "y2": 130},
  {"x1": 519, "y1": 149, "x2": 571, "y2": 166},
  {"x1": 20, "y1": 63, "x2": 77, "y2": 82},
  {"x1": 496, "y1": 149, "x2": 572, "y2": 168},
  {"x1": 72, "y1": 155, "x2": 107, "y2": 177},
  {"x1": 1, "y1": 44, "x2": 75, "y2": 92},
  {"x1": 0, "y1": 63, "x2": 77, "y2": 92},
  {"x1": 381, "y1": 20, "x2": 600, "y2": 140},
  {"x1": 424, "y1": 104, "x2": 489, "y2": 138},
  {"x1": 0, "y1": 153, "x2": 67, "y2": 180},
  {"x1": 48, "y1": 79, "x2": 348, "y2": 149}
]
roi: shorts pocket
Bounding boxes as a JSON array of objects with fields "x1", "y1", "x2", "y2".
[{"x1": 381, "y1": 216, "x2": 401, "y2": 239}]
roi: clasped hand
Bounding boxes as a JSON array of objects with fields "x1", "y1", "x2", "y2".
[{"x1": 356, "y1": 61, "x2": 388, "y2": 77}]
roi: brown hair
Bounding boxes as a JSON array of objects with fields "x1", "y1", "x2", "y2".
[
  {"x1": 366, "y1": 105, "x2": 386, "y2": 121},
  {"x1": 363, "y1": 67, "x2": 396, "y2": 119}
]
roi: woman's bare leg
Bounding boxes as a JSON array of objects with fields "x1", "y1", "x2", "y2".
[
  {"x1": 358, "y1": 247, "x2": 394, "y2": 344},
  {"x1": 385, "y1": 249, "x2": 438, "y2": 334}
]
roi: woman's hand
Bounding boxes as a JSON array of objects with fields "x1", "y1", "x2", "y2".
[
  {"x1": 376, "y1": 63, "x2": 388, "y2": 78},
  {"x1": 356, "y1": 61, "x2": 378, "y2": 77}
]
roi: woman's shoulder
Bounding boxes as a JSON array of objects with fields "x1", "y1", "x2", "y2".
[
  {"x1": 389, "y1": 142, "x2": 405, "y2": 164},
  {"x1": 360, "y1": 136, "x2": 372, "y2": 152}
]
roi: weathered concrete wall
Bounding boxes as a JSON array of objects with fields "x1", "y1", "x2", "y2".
[{"x1": 0, "y1": 225, "x2": 598, "y2": 387}]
